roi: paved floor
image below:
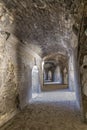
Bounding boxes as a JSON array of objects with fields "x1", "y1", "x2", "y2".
[{"x1": 1, "y1": 89, "x2": 87, "y2": 130}]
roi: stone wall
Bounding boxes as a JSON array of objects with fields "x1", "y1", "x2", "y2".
[
  {"x1": 0, "y1": 33, "x2": 42, "y2": 126},
  {"x1": 80, "y1": 54, "x2": 87, "y2": 121},
  {"x1": 79, "y1": 3, "x2": 87, "y2": 122}
]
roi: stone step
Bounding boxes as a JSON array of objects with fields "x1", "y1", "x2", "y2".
[{"x1": 42, "y1": 84, "x2": 68, "y2": 91}]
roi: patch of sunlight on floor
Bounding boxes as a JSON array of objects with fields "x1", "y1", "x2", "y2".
[
  {"x1": 32, "y1": 93, "x2": 38, "y2": 98},
  {"x1": 31, "y1": 89, "x2": 76, "y2": 102},
  {"x1": 44, "y1": 82, "x2": 62, "y2": 84}
]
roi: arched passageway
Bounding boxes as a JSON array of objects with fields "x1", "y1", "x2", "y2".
[
  {"x1": 43, "y1": 54, "x2": 69, "y2": 90},
  {"x1": 0, "y1": 0, "x2": 87, "y2": 128}
]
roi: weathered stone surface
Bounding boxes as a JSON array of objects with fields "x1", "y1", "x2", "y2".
[
  {"x1": 79, "y1": 2, "x2": 87, "y2": 121},
  {"x1": 0, "y1": 0, "x2": 83, "y2": 57},
  {"x1": 0, "y1": 0, "x2": 86, "y2": 127},
  {"x1": 0, "y1": 33, "x2": 42, "y2": 126},
  {"x1": 1, "y1": 91, "x2": 87, "y2": 130}
]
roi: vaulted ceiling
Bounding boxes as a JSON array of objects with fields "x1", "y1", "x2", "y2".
[
  {"x1": 0, "y1": 0, "x2": 86, "y2": 57},
  {"x1": 44, "y1": 53, "x2": 68, "y2": 70}
]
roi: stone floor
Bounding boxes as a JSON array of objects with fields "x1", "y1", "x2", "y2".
[{"x1": 1, "y1": 89, "x2": 87, "y2": 130}]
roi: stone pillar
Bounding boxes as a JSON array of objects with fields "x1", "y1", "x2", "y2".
[
  {"x1": 60, "y1": 68, "x2": 63, "y2": 84},
  {"x1": 44, "y1": 70, "x2": 48, "y2": 81},
  {"x1": 68, "y1": 54, "x2": 75, "y2": 91},
  {"x1": 68, "y1": 51, "x2": 80, "y2": 92},
  {"x1": 48, "y1": 70, "x2": 52, "y2": 81},
  {"x1": 54, "y1": 65, "x2": 62, "y2": 83},
  {"x1": 63, "y1": 68, "x2": 68, "y2": 84},
  {"x1": 52, "y1": 71, "x2": 54, "y2": 82}
]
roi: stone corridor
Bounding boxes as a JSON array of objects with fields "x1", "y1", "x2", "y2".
[
  {"x1": 1, "y1": 89, "x2": 87, "y2": 130},
  {"x1": 0, "y1": 0, "x2": 87, "y2": 128}
]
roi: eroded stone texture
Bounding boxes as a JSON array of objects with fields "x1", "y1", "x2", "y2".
[
  {"x1": 0, "y1": 33, "x2": 42, "y2": 126},
  {"x1": 0, "y1": 0, "x2": 86, "y2": 127},
  {"x1": 1, "y1": 90, "x2": 87, "y2": 130},
  {"x1": 79, "y1": 3, "x2": 87, "y2": 121},
  {"x1": 0, "y1": 0, "x2": 82, "y2": 57},
  {"x1": 80, "y1": 55, "x2": 87, "y2": 120}
]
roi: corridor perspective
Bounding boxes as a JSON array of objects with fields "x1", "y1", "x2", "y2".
[{"x1": 0, "y1": 0, "x2": 87, "y2": 130}]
